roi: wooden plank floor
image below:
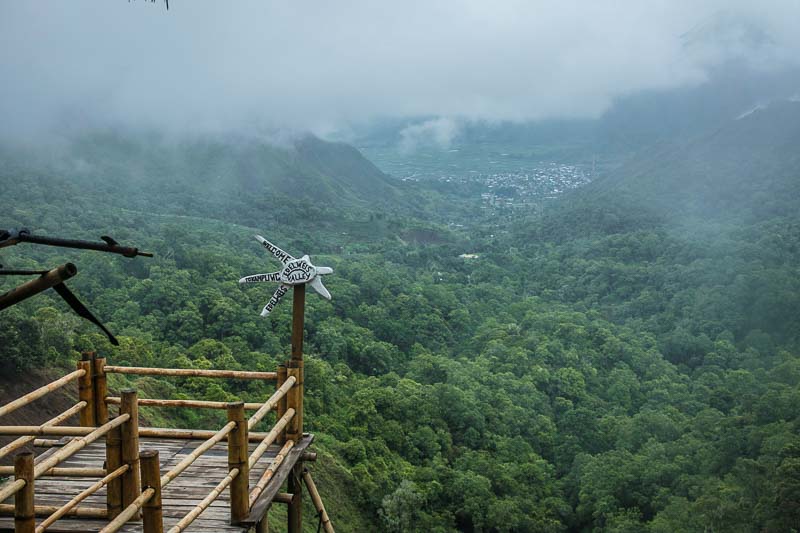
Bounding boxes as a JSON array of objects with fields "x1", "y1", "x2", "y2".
[{"x1": 0, "y1": 435, "x2": 313, "y2": 533}]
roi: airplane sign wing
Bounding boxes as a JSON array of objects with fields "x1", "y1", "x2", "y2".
[{"x1": 254, "y1": 235, "x2": 294, "y2": 265}]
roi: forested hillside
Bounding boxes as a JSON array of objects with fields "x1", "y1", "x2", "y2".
[{"x1": 2, "y1": 112, "x2": 800, "y2": 533}]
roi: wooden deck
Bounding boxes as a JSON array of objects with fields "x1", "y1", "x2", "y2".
[{"x1": 0, "y1": 434, "x2": 313, "y2": 533}]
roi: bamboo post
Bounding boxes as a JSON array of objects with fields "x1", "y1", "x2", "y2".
[
  {"x1": 140, "y1": 450, "x2": 163, "y2": 533},
  {"x1": 93, "y1": 354, "x2": 109, "y2": 425},
  {"x1": 120, "y1": 389, "x2": 141, "y2": 516},
  {"x1": 256, "y1": 514, "x2": 269, "y2": 533},
  {"x1": 303, "y1": 469, "x2": 334, "y2": 533},
  {"x1": 285, "y1": 364, "x2": 303, "y2": 444},
  {"x1": 106, "y1": 420, "x2": 124, "y2": 519},
  {"x1": 77, "y1": 356, "x2": 95, "y2": 427},
  {"x1": 14, "y1": 452, "x2": 34, "y2": 533},
  {"x1": 227, "y1": 402, "x2": 249, "y2": 525},
  {"x1": 276, "y1": 365, "x2": 287, "y2": 444},
  {"x1": 287, "y1": 464, "x2": 302, "y2": 533}
]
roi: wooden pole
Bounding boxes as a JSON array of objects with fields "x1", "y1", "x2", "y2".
[
  {"x1": 106, "y1": 420, "x2": 123, "y2": 519},
  {"x1": 256, "y1": 515, "x2": 269, "y2": 533},
  {"x1": 291, "y1": 284, "x2": 305, "y2": 361},
  {"x1": 77, "y1": 357, "x2": 95, "y2": 427},
  {"x1": 287, "y1": 283, "x2": 306, "y2": 533},
  {"x1": 14, "y1": 452, "x2": 34, "y2": 533},
  {"x1": 227, "y1": 402, "x2": 249, "y2": 525},
  {"x1": 93, "y1": 354, "x2": 109, "y2": 425},
  {"x1": 276, "y1": 365, "x2": 287, "y2": 444},
  {"x1": 140, "y1": 450, "x2": 163, "y2": 533},
  {"x1": 0, "y1": 263, "x2": 76, "y2": 311},
  {"x1": 303, "y1": 469, "x2": 335, "y2": 533},
  {"x1": 120, "y1": 389, "x2": 141, "y2": 516}
]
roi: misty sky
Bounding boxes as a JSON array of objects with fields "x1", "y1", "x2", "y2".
[{"x1": 1, "y1": 1, "x2": 799, "y2": 140}]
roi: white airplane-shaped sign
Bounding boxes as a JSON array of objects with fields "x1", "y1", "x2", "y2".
[{"x1": 239, "y1": 235, "x2": 333, "y2": 316}]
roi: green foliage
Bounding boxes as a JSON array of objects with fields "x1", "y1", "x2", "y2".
[{"x1": 2, "y1": 120, "x2": 800, "y2": 531}]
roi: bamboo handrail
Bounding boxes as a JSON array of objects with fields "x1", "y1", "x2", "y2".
[
  {"x1": 160, "y1": 421, "x2": 236, "y2": 489},
  {"x1": 138, "y1": 427, "x2": 271, "y2": 441},
  {"x1": 249, "y1": 409, "x2": 295, "y2": 469},
  {"x1": 249, "y1": 440, "x2": 294, "y2": 507},
  {"x1": 0, "y1": 504, "x2": 106, "y2": 518},
  {"x1": 106, "y1": 397, "x2": 265, "y2": 410},
  {"x1": 166, "y1": 468, "x2": 240, "y2": 533},
  {"x1": 33, "y1": 414, "x2": 130, "y2": 480},
  {"x1": 0, "y1": 426, "x2": 94, "y2": 437},
  {"x1": 0, "y1": 423, "x2": 272, "y2": 440},
  {"x1": 0, "y1": 369, "x2": 85, "y2": 419},
  {"x1": 104, "y1": 366, "x2": 277, "y2": 380},
  {"x1": 0, "y1": 466, "x2": 106, "y2": 477},
  {"x1": 35, "y1": 465, "x2": 128, "y2": 532},
  {"x1": 248, "y1": 376, "x2": 296, "y2": 431},
  {"x1": 0, "y1": 402, "x2": 86, "y2": 460},
  {"x1": 33, "y1": 439, "x2": 62, "y2": 448},
  {"x1": 303, "y1": 469, "x2": 335, "y2": 533},
  {"x1": 0, "y1": 479, "x2": 26, "y2": 508},
  {"x1": 99, "y1": 487, "x2": 155, "y2": 533}
]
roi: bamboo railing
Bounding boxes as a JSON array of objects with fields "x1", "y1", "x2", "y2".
[
  {"x1": 0, "y1": 466, "x2": 105, "y2": 477},
  {"x1": 104, "y1": 366, "x2": 277, "y2": 380},
  {"x1": 105, "y1": 397, "x2": 265, "y2": 410},
  {"x1": 35, "y1": 465, "x2": 128, "y2": 533},
  {"x1": 249, "y1": 440, "x2": 295, "y2": 507},
  {"x1": 0, "y1": 402, "x2": 85, "y2": 460},
  {"x1": 0, "y1": 351, "x2": 333, "y2": 533},
  {"x1": 0, "y1": 370, "x2": 85, "y2": 419}
]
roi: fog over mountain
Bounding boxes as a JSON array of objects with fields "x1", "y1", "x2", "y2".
[{"x1": 2, "y1": 1, "x2": 799, "y2": 142}]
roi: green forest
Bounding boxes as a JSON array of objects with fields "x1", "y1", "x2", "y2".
[{"x1": 3, "y1": 89, "x2": 800, "y2": 532}]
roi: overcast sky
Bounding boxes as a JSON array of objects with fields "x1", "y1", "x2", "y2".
[{"x1": 1, "y1": 1, "x2": 799, "y2": 140}]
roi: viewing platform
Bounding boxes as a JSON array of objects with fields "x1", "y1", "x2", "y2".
[{"x1": 0, "y1": 354, "x2": 333, "y2": 533}]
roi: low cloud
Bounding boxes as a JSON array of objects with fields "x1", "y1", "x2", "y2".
[
  {"x1": 399, "y1": 118, "x2": 461, "y2": 152},
  {"x1": 1, "y1": 1, "x2": 799, "y2": 141}
]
